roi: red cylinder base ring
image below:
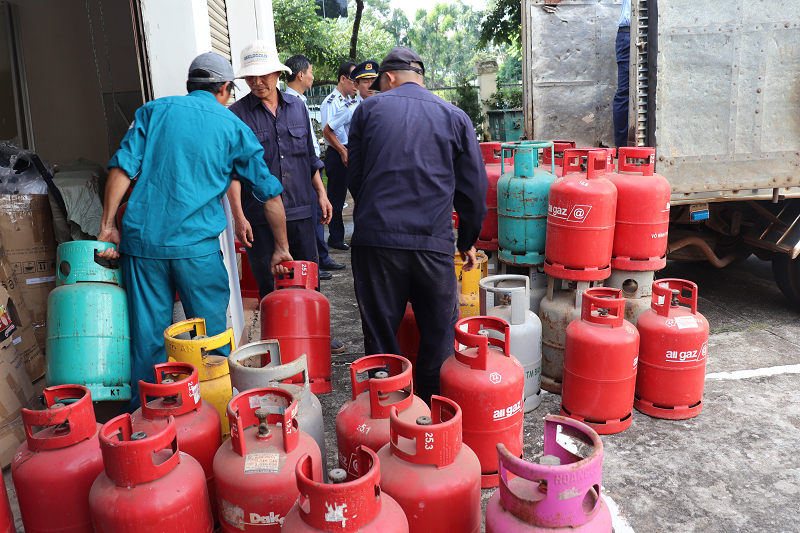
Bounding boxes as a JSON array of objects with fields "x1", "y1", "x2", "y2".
[
  {"x1": 544, "y1": 261, "x2": 611, "y2": 281},
  {"x1": 476, "y1": 238, "x2": 499, "y2": 252},
  {"x1": 634, "y1": 396, "x2": 703, "y2": 420},
  {"x1": 560, "y1": 405, "x2": 632, "y2": 435},
  {"x1": 611, "y1": 255, "x2": 667, "y2": 271}
]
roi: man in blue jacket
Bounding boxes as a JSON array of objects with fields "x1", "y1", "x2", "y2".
[
  {"x1": 347, "y1": 47, "x2": 488, "y2": 403},
  {"x1": 97, "y1": 52, "x2": 291, "y2": 412}
]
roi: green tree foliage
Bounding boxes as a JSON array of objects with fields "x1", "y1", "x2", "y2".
[
  {"x1": 498, "y1": 50, "x2": 522, "y2": 84},
  {"x1": 479, "y1": 0, "x2": 521, "y2": 48},
  {"x1": 455, "y1": 84, "x2": 486, "y2": 137}
]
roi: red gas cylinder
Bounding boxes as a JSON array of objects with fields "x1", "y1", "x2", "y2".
[
  {"x1": 0, "y1": 475, "x2": 13, "y2": 533},
  {"x1": 396, "y1": 302, "x2": 419, "y2": 381},
  {"x1": 336, "y1": 354, "x2": 430, "y2": 481},
  {"x1": 544, "y1": 149, "x2": 617, "y2": 281},
  {"x1": 606, "y1": 146, "x2": 671, "y2": 271},
  {"x1": 90, "y1": 414, "x2": 214, "y2": 532},
  {"x1": 635, "y1": 279, "x2": 709, "y2": 419},
  {"x1": 131, "y1": 362, "x2": 222, "y2": 526},
  {"x1": 378, "y1": 395, "x2": 482, "y2": 533},
  {"x1": 541, "y1": 140, "x2": 576, "y2": 177},
  {"x1": 561, "y1": 288, "x2": 640, "y2": 434},
  {"x1": 214, "y1": 388, "x2": 322, "y2": 531},
  {"x1": 282, "y1": 447, "x2": 409, "y2": 533},
  {"x1": 477, "y1": 142, "x2": 514, "y2": 251},
  {"x1": 12, "y1": 385, "x2": 104, "y2": 533},
  {"x1": 260, "y1": 261, "x2": 331, "y2": 394},
  {"x1": 440, "y1": 316, "x2": 524, "y2": 488}
]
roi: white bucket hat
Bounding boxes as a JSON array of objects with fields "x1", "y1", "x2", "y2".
[{"x1": 235, "y1": 40, "x2": 292, "y2": 78}]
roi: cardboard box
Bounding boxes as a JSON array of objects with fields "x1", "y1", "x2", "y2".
[
  {"x1": 0, "y1": 194, "x2": 57, "y2": 355},
  {"x1": 0, "y1": 326, "x2": 37, "y2": 468},
  {"x1": 0, "y1": 254, "x2": 45, "y2": 381}
]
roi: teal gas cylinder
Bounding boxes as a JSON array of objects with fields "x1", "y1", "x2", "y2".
[
  {"x1": 497, "y1": 141, "x2": 557, "y2": 267},
  {"x1": 45, "y1": 241, "x2": 131, "y2": 401}
]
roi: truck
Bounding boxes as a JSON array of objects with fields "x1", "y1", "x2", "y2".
[{"x1": 520, "y1": 0, "x2": 800, "y2": 306}]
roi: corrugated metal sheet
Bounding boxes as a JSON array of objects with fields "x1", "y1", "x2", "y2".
[{"x1": 208, "y1": 0, "x2": 231, "y2": 60}]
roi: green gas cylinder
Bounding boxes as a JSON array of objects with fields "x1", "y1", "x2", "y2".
[{"x1": 45, "y1": 241, "x2": 131, "y2": 401}]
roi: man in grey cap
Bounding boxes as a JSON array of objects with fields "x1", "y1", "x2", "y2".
[
  {"x1": 346, "y1": 47, "x2": 488, "y2": 404},
  {"x1": 97, "y1": 52, "x2": 291, "y2": 412}
]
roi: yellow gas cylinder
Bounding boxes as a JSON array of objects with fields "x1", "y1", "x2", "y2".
[
  {"x1": 164, "y1": 318, "x2": 234, "y2": 440},
  {"x1": 455, "y1": 251, "x2": 488, "y2": 317}
]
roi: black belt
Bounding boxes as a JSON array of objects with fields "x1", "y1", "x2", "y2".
[{"x1": 618, "y1": 26, "x2": 630, "y2": 33}]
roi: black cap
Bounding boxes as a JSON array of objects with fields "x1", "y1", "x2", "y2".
[{"x1": 370, "y1": 47, "x2": 425, "y2": 90}]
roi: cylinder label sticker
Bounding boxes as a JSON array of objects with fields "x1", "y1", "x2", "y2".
[
  {"x1": 221, "y1": 499, "x2": 245, "y2": 530},
  {"x1": 674, "y1": 316, "x2": 698, "y2": 329},
  {"x1": 188, "y1": 381, "x2": 201, "y2": 404},
  {"x1": 248, "y1": 394, "x2": 288, "y2": 414},
  {"x1": 244, "y1": 453, "x2": 281, "y2": 474},
  {"x1": 325, "y1": 503, "x2": 348, "y2": 526}
]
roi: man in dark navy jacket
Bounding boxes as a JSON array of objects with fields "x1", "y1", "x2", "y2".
[{"x1": 347, "y1": 47, "x2": 488, "y2": 403}]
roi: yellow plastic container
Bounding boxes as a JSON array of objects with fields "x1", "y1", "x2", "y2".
[
  {"x1": 455, "y1": 251, "x2": 488, "y2": 317},
  {"x1": 164, "y1": 318, "x2": 235, "y2": 440}
]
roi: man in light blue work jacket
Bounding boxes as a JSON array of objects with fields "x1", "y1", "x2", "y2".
[{"x1": 97, "y1": 53, "x2": 292, "y2": 412}]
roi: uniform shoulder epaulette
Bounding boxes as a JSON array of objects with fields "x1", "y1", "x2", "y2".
[
  {"x1": 326, "y1": 94, "x2": 336, "y2": 103},
  {"x1": 343, "y1": 99, "x2": 357, "y2": 108}
]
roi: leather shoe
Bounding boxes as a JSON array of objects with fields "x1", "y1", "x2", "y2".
[
  {"x1": 319, "y1": 270, "x2": 333, "y2": 281},
  {"x1": 331, "y1": 339, "x2": 345, "y2": 354},
  {"x1": 321, "y1": 261, "x2": 346, "y2": 270},
  {"x1": 327, "y1": 240, "x2": 350, "y2": 251}
]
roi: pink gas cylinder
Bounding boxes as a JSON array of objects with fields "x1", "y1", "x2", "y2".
[
  {"x1": 336, "y1": 354, "x2": 430, "y2": 481},
  {"x1": 485, "y1": 415, "x2": 613, "y2": 533},
  {"x1": 541, "y1": 141, "x2": 576, "y2": 177},
  {"x1": 606, "y1": 147, "x2": 671, "y2": 270},
  {"x1": 561, "y1": 288, "x2": 640, "y2": 434},
  {"x1": 477, "y1": 142, "x2": 514, "y2": 251},
  {"x1": 378, "y1": 395, "x2": 482, "y2": 533},
  {"x1": 635, "y1": 279, "x2": 709, "y2": 419},
  {"x1": 440, "y1": 316, "x2": 524, "y2": 488},
  {"x1": 396, "y1": 302, "x2": 419, "y2": 382},
  {"x1": 0, "y1": 476, "x2": 12, "y2": 533},
  {"x1": 214, "y1": 388, "x2": 322, "y2": 531},
  {"x1": 260, "y1": 261, "x2": 331, "y2": 394},
  {"x1": 12, "y1": 385, "x2": 104, "y2": 533},
  {"x1": 89, "y1": 415, "x2": 214, "y2": 533},
  {"x1": 544, "y1": 150, "x2": 617, "y2": 281},
  {"x1": 282, "y1": 447, "x2": 409, "y2": 533},
  {"x1": 131, "y1": 362, "x2": 222, "y2": 525}
]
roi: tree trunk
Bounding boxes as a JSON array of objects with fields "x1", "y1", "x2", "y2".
[{"x1": 349, "y1": 0, "x2": 365, "y2": 60}]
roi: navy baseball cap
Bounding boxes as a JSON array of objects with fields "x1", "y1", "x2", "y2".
[
  {"x1": 370, "y1": 47, "x2": 425, "y2": 90},
  {"x1": 350, "y1": 60, "x2": 379, "y2": 81}
]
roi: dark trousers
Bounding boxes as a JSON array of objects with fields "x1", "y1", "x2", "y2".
[
  {"x1": 247, "y1": 216, "x2": 319, "y2": 299},
  {"x1": 351, "y1": 245, "x2": 458, "y2": 404},
  {"x1": 324, "y1": 147, "x2": 348, "y2": 243},
  {"x1": 613, "y1": 30, "x2": 631, "y2": 148},
  {"x1": 315, "y1": 202, "x2": 332, "y2": 267}
]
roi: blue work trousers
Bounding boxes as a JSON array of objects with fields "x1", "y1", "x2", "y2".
[
  {"x1": 324, "y1": 147, "x2": 348, "y2": 244},
  {"x1": 120, "y1": 251, "x2": 230, "y2": 413},
  {"x1": 613, "y1": 29, "x2": 631, "y2": 148},
  {"x1": 315, "y1": 202, "x2": 332, "y2": 267},
  {"x1": 351, "y1": 245, "x2": 458, "y2": 405}
]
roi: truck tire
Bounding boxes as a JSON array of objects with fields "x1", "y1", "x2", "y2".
[{"x1": 771, "y1": 254, "x2": 800, "y2": 308}]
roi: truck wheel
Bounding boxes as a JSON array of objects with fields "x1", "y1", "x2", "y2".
[{"x1": 771, "y1": 254, "x2": 800, "y2": 308}]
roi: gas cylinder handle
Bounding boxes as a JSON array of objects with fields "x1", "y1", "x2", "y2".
[
  {"x1": 349, "y1": 355, "x2": 414, "y2": 419},
  {"x1": 139, "y1": 362, "x2": 202, "y2": 420},
  {"x1": 618, "y1": 146, "x2": 655, "y2": 176},
  {"x1": 561, "y1": 148, "x2": 607, "y2": 179},
  {"x1": 99, "y1": 414, "x2": 180, "y2": 488},
  {"x1": 227, "y1": 388, "x2": 299, "y2": 457},
  {"x1": 586, "y1": 150, "x2": 608, "y2": 180},
  {"x1": 580, "y1": 287, "x2": 625, "y2": 327},
  {"x1": 453, "y1": 316, "x2": 511, "y2": 371},
  {"x1": 274, "y1": 260, "x2": 318, "y2": 290},
  {"x1": 480, "y1": 142, "x2": 503, "y2": 164},
  {"x1": 164, "y1": 318, "x2": 235, "y2": 371},
  {"x1": 388, "y1": 396, "x2": 461, "y2": 468},
  {"x1": 264, "y1": 353, "x2": 311, "y2": 389},
  {"x1": 500, "y1": 147, "x2": 514, "y2": 175},
  {"x1": 479, "y1": 274, "x2": 530, "y2": 325},
  {"x1": 651, "y1": 278, "x2": 698, "y2": 316},
  {"x1": 20, "y1": 385, "x2": 97, "y2": 451}
]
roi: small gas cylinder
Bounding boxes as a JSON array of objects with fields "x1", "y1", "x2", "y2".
[
  {"x1": 561, "y1": 288, "x2": 640, "y2": 434},
  {"x1": 480, "y1": 275, "x2": 543, "y2": 412},
  {"x1": 260, "y1": 261, "x2": 332, "y2": 394},
  {"x1": 604, "y1": 269, "x2": 655, "y2": 326},
  {"x1": 336, "y1": 354, "x2": 430, "y2": 480},
  {"x1": 440, "y1": 316, "x2": 524, "y2": 488},
  {"x1": 635, "y1": 279, "x2": 709, "y2": 419},
  {"x1": 89, "y1": 415, "x2": 214, "y2": 533},
  {"x1": 396, "y1": 302, "x2": 420, "y2": 381},
  {"x1": 477, "y1": 142, "x2": 514, "y2": 252},
  {"x1": 282, "y1": 447, "x2": 408, "y2": 533},
  {"x1": 544, "y1": 149, "x2": 617, "y2": 281},
  {"x1": 485, "y1": 415, "x2": 613, "y2": 533},
  {"x1": 131, "y1": 363, "x2": 222, "y2": 525},
  {"x1": 228, "y1": 342, "x2": 327, "y2": 479},
  {"x1": 497, "y1": 141, "x2": 558, "y2": 267},
  {"x1": 214, "y1": 388, "x2": 322, "y2": 531},
  {"x1": 456, "y1": 251, "x2": 489, "y2": 317},
  {"x1": 46, "y1": 241, "x2": 131, "y2": 400},
  {"x1": 12, "y1": 385, "x2": 104, "y2": 533},
  {"x1": 0, "y1": 475, "x2": 13, "y2": 533},
  {"x1": 541, "y1": 140, "x2": 576, "y2": 177},
  {"x1": 378, "y1": 396, "x2": 482, "y2": 533},
  {"x1": 606, "y1": 147, "x2": 671, "y2": 271},
  {"x1": 165, "y1": 318, "x2": 234, "y2": 440}
]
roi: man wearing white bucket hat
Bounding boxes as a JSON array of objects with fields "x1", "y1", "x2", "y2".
[{"x1": 227, "y1": 41, "x2": 345, "y2": 354}]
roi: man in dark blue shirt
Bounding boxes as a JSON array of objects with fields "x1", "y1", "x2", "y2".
[{"x1": 347, "y1": 47, "x2": 488, "y2": 402}]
